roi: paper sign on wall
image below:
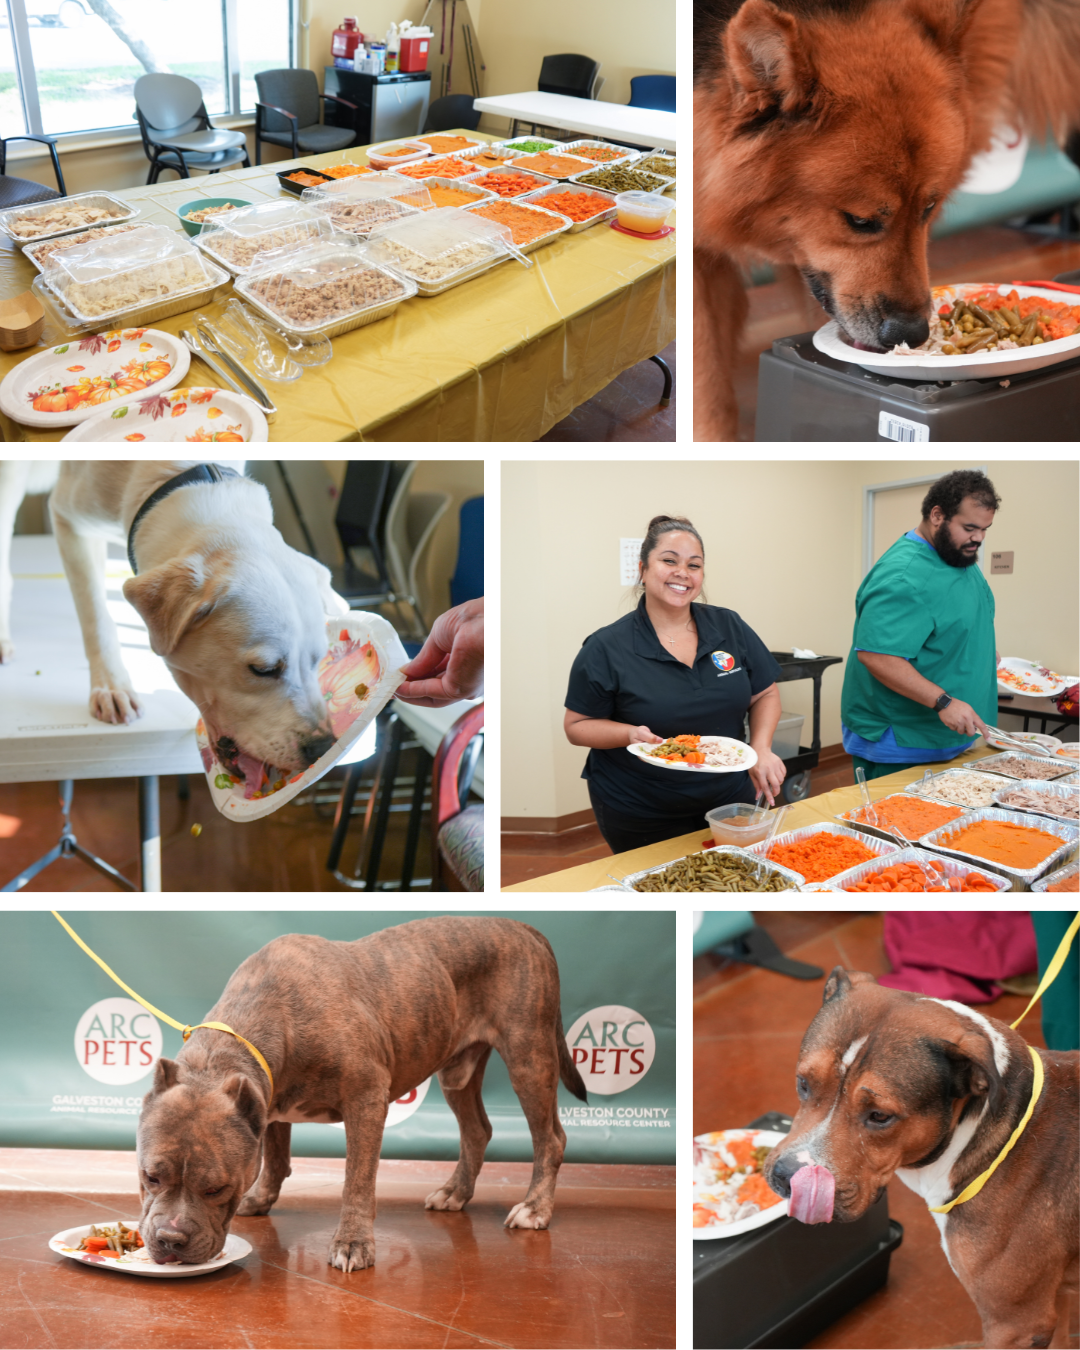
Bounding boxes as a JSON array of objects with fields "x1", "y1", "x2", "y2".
[{"x1": 620, "y1": 538, "x2": 644, "y2": 586}]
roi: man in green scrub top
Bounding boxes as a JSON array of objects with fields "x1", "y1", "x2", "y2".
[{"x1": 841, "y1": 470, "x2": 1000, "y2": 780}]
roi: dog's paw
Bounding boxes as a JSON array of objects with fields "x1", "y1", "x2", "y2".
[
  {"x1": 504, "y1": 1202, "x2": 551, "y2": 1230},
  {"x1": 424, "y1": 1185, "x2": 469, "y2": 1212},
  {"x1": 0, "y1": 638, "x2": 14, "y2": 664},
  {"x1": 328, "y1": 1237, "x2": 376, "y2": 1272},
  {"x1": 90, "y1": 684, "x2": 144, "y2": 725},
  {"x1": 236, "y1": 1194, "x2": 274, "y2": 1217}
]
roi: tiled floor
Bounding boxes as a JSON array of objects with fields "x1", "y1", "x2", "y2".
[
  {"x1": 539, "y1": 341, "x2": 676, "y2": 441},
  {"x1": 0, "y1": 1151, "x2": 674, "y2": 1349},
  {"x1": 694, "y1": 911, "x2": 1079, "y2": 1350}
]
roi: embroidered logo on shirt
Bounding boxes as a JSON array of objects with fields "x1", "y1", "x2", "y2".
[{"x1": 711, "y1": 651, "x2": 735, "y2": 672}]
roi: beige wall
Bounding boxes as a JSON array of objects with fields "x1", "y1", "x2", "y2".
[{"x1": 502, "y1": 460, "x2": 1080, "y2": 823}]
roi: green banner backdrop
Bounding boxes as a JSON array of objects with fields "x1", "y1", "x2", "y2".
[{"x1": 0, "y1": 910, "x2": 674, "y2": 1164}]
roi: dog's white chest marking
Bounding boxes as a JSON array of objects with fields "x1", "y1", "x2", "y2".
[{"x1": 895, "y1": 1103, "x2": 986, "y2": 1272}]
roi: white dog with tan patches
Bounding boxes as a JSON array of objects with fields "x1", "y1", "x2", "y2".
[{"x1": 0, "y1": 460, "x2": 347, "y2": 780}]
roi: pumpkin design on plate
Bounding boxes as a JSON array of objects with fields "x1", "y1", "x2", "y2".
[{"x1": 26, "y1": 342, "x2": 174, "y2": 414}]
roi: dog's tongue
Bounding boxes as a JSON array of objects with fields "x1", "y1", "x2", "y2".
[
  {"x1": 236, "y1": 751, "x2": 269, "y2": 799},
  {"x1": 789, "y1": 1164, "x2": 835, "y2": 1224}
]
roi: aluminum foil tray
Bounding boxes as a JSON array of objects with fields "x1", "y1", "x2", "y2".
[
  {"x1": 235, "y1": 253, "x2": 417, "y2": 341},
  {"x1": 566, "y1": 164, "x2": 672, "y2": 193},
  {"x1": 559, "y1": 138, "x2": 640, "y2": 165},
  {"x1": 836, "y1": 793, "x2": 972, "y2": 846},
  {"x1": 1030, "y1": 859, "x2": 1079, "y2": 892},
  {"x1": 959, "y1": 751, "x2": 1074, "y2": 781},
  {"x1": 470, "y1": 165, "x2": 557, "y2": 196},
  {"x1": 621, "y1": 845, "x2": 805, "y2": 893},
  {"x1": 33, "y1": 259, "x2": 230, "y2": 332},
  {"x1": 904, "y1": 768, "x2": 1013, "y2": 809},
  {"x1": 22, "y1": 222, "x2": 146, "y2": 275},
  {"x1": 804, "y1": 845, "x2": 1011, "y2": 892},
  {"x1": 520, "y1": 181, "x2": 618, "y2": 232},
  {"x1": 463, "y1": 199, "x2": 572, "y2": 253},
  {"x1": 742, "y1": 821, "x2": 899, "y2": 883},
  {"x1": 990, "y1": 778, "x2": 1080, "y2": 824},
  {"x1": 918, "y1": 806, "x2": 1079, "y2": 890},
  {"x1": 418, "y1": 177, "x2": 498, "y2": 206},
  {"x1": 0, "y1": 191, "x2": 140, "y2": 247}
]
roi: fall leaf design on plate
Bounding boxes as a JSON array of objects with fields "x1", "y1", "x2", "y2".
[{"x1": 137, "y1": 392, "x2": 173, "y2": 420}]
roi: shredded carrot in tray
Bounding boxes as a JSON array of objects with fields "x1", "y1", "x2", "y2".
[
  {"x1": 468, "y1": 200, "x2": 562, "y2": 244},
  {"x1": 849, "y1": 796, "x2": 963, "y2": 835},
  {"x1": 424, "y1": 185, "x2": 481, "y2": 208},
  {"x1": 942, "y1": 818, "x2": 1062, "y2": 870},
  {"x1": 767, "y1": 833, "x2": 877, "y2": 882},
  {"x1": 843, "y1": 860, "x2": 999, "y2": 891},
  {"x1": 1047, "y1": 875, "x2": 1079, "y2": 891},
  {"x1": 320, "y1": 164, "x2": 372, "y2": 178},
  {"x1": 285, "y1": 171, "x2": 327, "y2": 186}
]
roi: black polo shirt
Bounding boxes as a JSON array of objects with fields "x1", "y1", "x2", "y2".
[{"x1": 565, "y1": 599, "x2": 782, "y2": 819}]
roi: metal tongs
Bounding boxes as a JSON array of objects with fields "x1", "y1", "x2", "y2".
[
  {"x1": 981, "y1": 724, "x2": 1058, "y2": 758},
  {"x1": 179, "y1": 328, "x2": 277, "y2": 420}
]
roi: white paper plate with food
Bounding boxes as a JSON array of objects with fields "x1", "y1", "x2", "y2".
[
  {"x1": 197, "y1": 610, "x2": 408, "y2": 821},
  {"x1": 983, "y1": 730, "x2": 1061, "y2": 754},
  {"x1": 996, "y1": 658, "x2": 1071, "y2": 698},
  {"x1": 812, "y1": 283, "x2": 1080, "y2": 380},
  {"x1": 628, "y1": 735, "x2": 757, "y2": 774},
  {"x1": 0, "y1": 327, "x2": 188, "y2": 428},
  {"x1": 63, "y1": 386, "x2": 267, "y2": 442},
  {"x1": 50, "y1": 1219, "x2": 251, "y2": 1278},
  {"x1": 693, "y1": 1130, "x2": 787, "y2": 1239}
]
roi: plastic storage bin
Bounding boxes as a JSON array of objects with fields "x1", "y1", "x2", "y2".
[{"x1": 771, "y1": 711, "x2": 805, "y2": 761}]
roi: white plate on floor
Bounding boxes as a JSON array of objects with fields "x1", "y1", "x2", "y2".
[
  {"x1": 628, "y1": 736, "x2": 757, "y2": 774},
  {"x1": 812, "y1": 283, "x2": 1080, "y2": 381},
  {"x1": 693, "y1": 1130, "x2": 788, "y2": 1239},
  {"x1": 62, "y1": 386, "x2": 267, "y2": 441},
  {"x1": 0, "y1": 327, "x2": 188, "y2": 428},
  {"x1": 50, "y1": 1220, "x2": 251, "y2": 1277}
]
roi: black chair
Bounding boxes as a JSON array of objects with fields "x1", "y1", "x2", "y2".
[
  {"x1": 422, "y1": 94, "x2": 480, "y2": 133},
  {"x1": 0, "y1": 135, "x2": 66, "y2": 209},
  {"x1": 254, "y1": 68, "x2": 357, "y2": 164},
  {"x1": 538, "y1": 53, "x2": 600, "y2": 99},
  {"x1": 134, "y1": 74, "x2": 250, "y2": 184},
  {"x1": 330, "y1": 460, "x2": 411, "y2": 608}
]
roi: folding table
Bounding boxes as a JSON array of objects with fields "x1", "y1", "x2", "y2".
[{"x1": 472, "y1": 91, "x2": 676, "y2": 149}]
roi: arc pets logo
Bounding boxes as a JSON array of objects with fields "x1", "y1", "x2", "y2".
[
  {"x1": 566, "y1": 1005, "x2": 655, "y2": 1096},
  {"x1": 75, "y1": 998, "x2": 162, "y2": 1086},
  {"x1": 710, "y1": 651, "x2": 735, "y2": 672}
]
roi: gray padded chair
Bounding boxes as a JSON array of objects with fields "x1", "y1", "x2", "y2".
[
  {"x1": 0, "y1": 134, "x2": 67, "y2": 208},
  {"x1": 134, "y1": 74, "x2": 249, "y2": 184},
  {"x1": 254, "y1": 68, "x2": 357, "y2": 164}
]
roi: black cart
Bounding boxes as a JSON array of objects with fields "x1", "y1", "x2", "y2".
[{"x1": 768, "y1": 651, "x2": 842, "y2": 803}]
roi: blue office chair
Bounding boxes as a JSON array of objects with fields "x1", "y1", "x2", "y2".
[
  {"x1": 450, "y1": 496, "x2": 483, "y2": 608},
  {"x1": 629, "y1": 74, "x2": 675, "y2": 113},
  {"x1": 694, "y1": 912, "x2": 823, "y2": 979}
]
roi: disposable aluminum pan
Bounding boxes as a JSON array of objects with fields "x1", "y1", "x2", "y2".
[
  {"x1": 519, "y1": 181, "x2": 618, "y2": 232},
  {"x1": 22, "y1": 222, "x2": 146, "y2": 275},
  {"x1": 958, "y1": 750, "x2": 1074, "y2": 781},
  {"x1": 805, "y1": 846, "x2": 1011, "y2": 893},
  {"x1": 621, "y1": 845, "x2": 806, "y2": 893},
  {"x1": 366, "y1": 239, "x2": 507, "y2": 297},
  {"x1": 0, "y1": 191, "x2": 140, "y2": 247},
  {"x1": 917, "y1": 806, "x2": 1079, "y2": 890},
  {"x1": 389, "y1": 159, "x2": 486, "y2": 185},
  {"x1": 418, "y1": 177, "x2": 498, "y2": 207},
  {"x1": 456, "y1": 144, "x2": 520, "y2": 168},
  {"x1": 469, "y1": 165, "x2": 556, "y2": 197},
  {"x1": 1030, "y1": 859, "x2": 1079, "y2": 892},
  {"x1": 742, "y1": 821, "x2": 899, "y2": 883},
  {"x1": 566, "y1": 164, "x2": 672, "y2": 194},
  {"x1": 34, "y1": 256, "x2": 230, "y2": 331},
  {"x1": 904, "y1": 767, "x2": 1011, "y2": 809},
  {"x1": 633, "y1": 151, "x2": 677, "y2": 186},
  {"x1": 991, "y1": 778, "x2": 1080, "y2": 824},
  {"x1": 235, "y1": 253, "x2": 417, "y2": 341},
  {"x1": 559, "y1": 138, "x2": 641, "y2": 166},
  {"x1": 462, "y1": 199, "x2": 572, "y2": 253},
  {"x1": 835, "y1": 793, "x2": 971, "y2": 846},
  {"x1": 507, "y1": 150, "x2": 595, "y2": 180}
]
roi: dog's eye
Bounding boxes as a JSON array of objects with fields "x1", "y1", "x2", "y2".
[
  {"x1": 249, "y1": 663, "x2": 283, "y2": 679},
  {"x1": 145, "y1": 1175, "x2": 159, "y2": 1186},
  {"x1": 866, "y1": 1110, "x2": 895, "y2": 1128},
  {"x1": 842, "y1": 212, "x2": 883, "y2": 234},
  {"x1": 796, "y1": 1075, "x2": 809, "y2": 1100},
  {"x1": 204, "y1": 1186, "x2": 225, "y2": 1197},
  {"x1": 922, "y1": 200, "x2": 938, "y2": 220}
]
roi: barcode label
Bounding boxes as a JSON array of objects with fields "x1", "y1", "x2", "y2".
[{"x1": 878, "y1": 411, "x2": 930, "y2": 441}]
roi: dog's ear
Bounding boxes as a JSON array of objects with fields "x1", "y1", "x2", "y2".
[
  {"x1": 724, "y1": 0, "x2": 816, "y2": 116},
  {"x1": 934, "y1": 1030, "x2": 1004, "y2": 1114},
  {"x1": 147, "y1": 1056, "x2": 180, "y2": 1096},
  {"x1": 221, "y1": 1073, "x2": 267, "y2": 1141},
  {"x1": 907, "y1": 0, "x2": 989, "y2": 53},
  {"x1": 823, "y1": 968, "x2": 878, "y2": 1005},
  {"x1": 123, "y1": 556, "x2": 225, "y2": 656},
  {"x1": 294, "y1": 551, "x2": 349, "y2": 617}
]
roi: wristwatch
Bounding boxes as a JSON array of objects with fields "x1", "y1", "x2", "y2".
[{"x1": 933, "y1": 692, "x2": 953, "y2": 712}]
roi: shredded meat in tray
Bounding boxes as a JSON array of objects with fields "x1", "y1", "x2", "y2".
[{"x1": 247, "y1": 263, "x2": 405, "y2": 325}]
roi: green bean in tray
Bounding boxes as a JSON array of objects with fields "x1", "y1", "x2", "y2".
[
  {"x1": 575, "y1": 165, "x2": 669, "y2": 193},
  {"x1": 631, "y1": 851, "x2": 795, "y2": 892},
  {"x1": 637, "y1": 155, "x2": 675, "y2": 177}
]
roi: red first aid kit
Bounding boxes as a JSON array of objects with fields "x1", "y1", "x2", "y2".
[{"x1": 399, "y1": 27, "x2": 432, "y2": 72}]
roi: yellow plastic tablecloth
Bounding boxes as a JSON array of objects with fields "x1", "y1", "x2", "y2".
[
  {"x1": 501, "y1": 746, "x2": 1017, "y2": 891},
  {"x1": 0, "y1": 132, "x2": 675, "y2": 442}
]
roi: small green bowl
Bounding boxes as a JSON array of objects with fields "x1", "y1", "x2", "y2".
[{"x1": 177, "y1": 198, "x2": 251, "y2": 236}]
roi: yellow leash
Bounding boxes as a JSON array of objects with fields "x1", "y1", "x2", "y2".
[
  {"x1": 930, "y1": 911, "x2": 1078, "y2": 1214},
  {"x1": 52, "y1": 911, "x2": 274, "y2": 1096}
]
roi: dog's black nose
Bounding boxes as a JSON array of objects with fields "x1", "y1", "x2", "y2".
[
  {"x1": 877, "y1": 312, "x2": 930, "y2": 349},
  {"x1": 766, "y1": 1153, "x2": 800, "y2": 1198},
  {"x1": 299, "y1": 732, "x2": 335, "y2": 767}
]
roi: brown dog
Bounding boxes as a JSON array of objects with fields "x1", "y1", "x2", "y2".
[
  {"x1": 765, "y1": 968, "x2": 1079, "y2": 1349},
  {"x1": 136, "y1": 918, "x2": 587, "y2": 1272},
  {"x1": 694, "y1": 0, "x2": 1080, "y2": 440}
]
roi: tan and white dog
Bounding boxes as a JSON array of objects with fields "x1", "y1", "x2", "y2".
[{"x1": 0, "y1": 460, "x2": 347, "y2": 777}]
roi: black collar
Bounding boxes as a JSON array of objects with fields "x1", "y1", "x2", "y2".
[{"x1": 127, "y1": 464, "x2": 240, "y2": 574}]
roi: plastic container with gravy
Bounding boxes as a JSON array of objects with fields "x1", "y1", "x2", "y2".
[
  {"x1": 0, "y1": 191, "x2": 140, "y2": 247},
  {"x1": 235, "y1": 241, "x2": 416, "y2": 341},
  {"x1": 366, "y1": 139, "x2": 430, "y2": 170},
  {"x1": 195, "y1": 200, "x2": 340, "y2": 277},
  {"x1": 614, "y1": 190, "x2": 673, "y2": 235},
  {"x1": 364, "y1": 206, "x2": 517, "y2": 296},
  {"x1": 300, "y1": 174, "x2": 432, "y2": 238},
  {"x1": 37, "y1": 224, "x2": 229, "y2": 329},
  {"x1": 704, "y1": 801, "x2": 773, "y2": 847}
]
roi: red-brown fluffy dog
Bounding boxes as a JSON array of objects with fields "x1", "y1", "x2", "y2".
[{"x1": 694, "y1": 0, "x2": 1080, "y2": 440}]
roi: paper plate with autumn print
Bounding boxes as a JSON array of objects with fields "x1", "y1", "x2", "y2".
[
  {"x1": 0, "y1": 326, "x2": 189, "y2": 428},
  {"x1": 62, "y1": 386, "x2": 268, "y2": 442},
  {"x1": 196, "y1": 610, "x2": 409, "y2": 821}
]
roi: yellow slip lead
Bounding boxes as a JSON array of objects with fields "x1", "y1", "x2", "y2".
[
  {"x1": 52, "y1": 911, "x2": 274, "y2": 1096},
  {"x1": 929, "y1": 911, "x2": 1077, "y2": 1215}
]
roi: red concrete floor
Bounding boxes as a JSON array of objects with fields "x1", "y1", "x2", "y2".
[
  {"x1": 694, "y1": 911, "x2": 1079, "y2": 1350},
  {"x1": 0, "y1": 1151, "x2": 674, "y2": 1349}
]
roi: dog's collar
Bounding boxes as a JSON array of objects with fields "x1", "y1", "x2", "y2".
[{"x1": 127, "y1": 464, "x2": 240, "y2": 575}]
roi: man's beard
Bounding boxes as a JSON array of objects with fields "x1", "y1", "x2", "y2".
[{"x1": 933, "y1": 521, "x2": 980, "y2": 568}]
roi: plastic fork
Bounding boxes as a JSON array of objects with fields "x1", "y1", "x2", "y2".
[{"x1": 754, "y1": 803, "x2": 789, "y2": 884}]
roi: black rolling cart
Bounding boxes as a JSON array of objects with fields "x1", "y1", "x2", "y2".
[{"x1": 766, "y1": 652, "x2": 842, "y2": 803}]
